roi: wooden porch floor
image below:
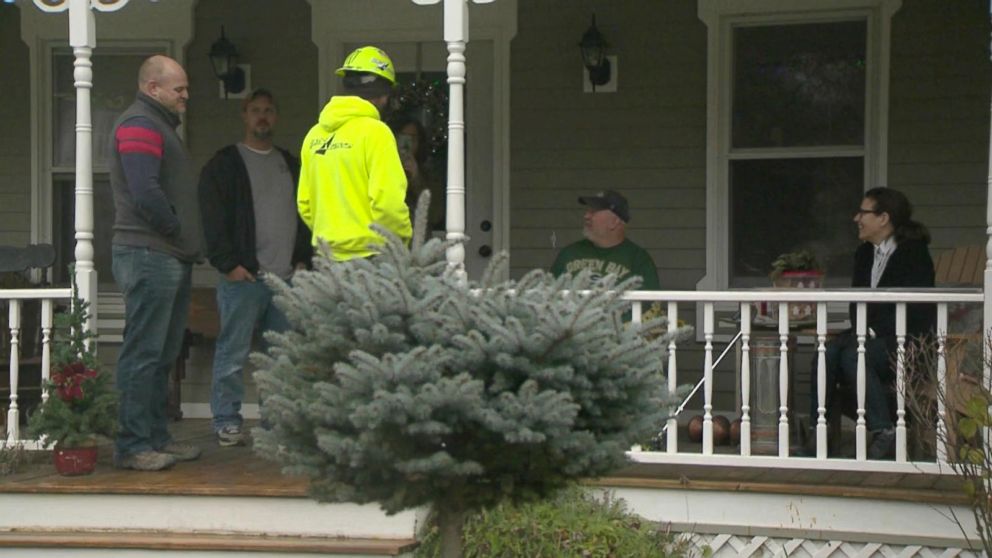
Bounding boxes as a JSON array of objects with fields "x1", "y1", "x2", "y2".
[
  {"x1": 0, "y1": 419, "x2": 968, "y2": 507},
  {"x1": 0, "y1": 419, "x2": 306, "y2": 497}
]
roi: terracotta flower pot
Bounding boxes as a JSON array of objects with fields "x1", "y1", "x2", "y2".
[{"x1": 53, "y1": 441, "x2": 98, "y2": 476}]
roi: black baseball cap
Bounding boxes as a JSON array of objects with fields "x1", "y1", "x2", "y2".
[{"x1": 578, "y1": 190, "x2": 630, "y2": 223}]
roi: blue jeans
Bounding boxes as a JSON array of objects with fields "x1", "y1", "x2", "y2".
[
  {"x1": 210, "y1": 275, "x2": 290, "y2": 431},
  {"x1": 112, "y1": 245, "x2": 192, "y2": 457},
  {"x1": 809, "y1": 333, "x2": 894, "y2": 432}
]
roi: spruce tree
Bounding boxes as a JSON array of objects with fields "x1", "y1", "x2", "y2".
[{"x1": 253, "y1": 194, "x2": 682, "y2": 557}]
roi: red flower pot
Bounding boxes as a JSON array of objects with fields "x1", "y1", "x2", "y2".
[{"x1": 53, "y1": 443, "x2": 98, "y2": 476}]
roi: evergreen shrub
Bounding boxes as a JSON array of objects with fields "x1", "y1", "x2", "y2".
[
  {"x1": 253, "y1": 193, "x2": 684, "y2": 555},
  {"x1": 415, "y1": 486, "x2": 692, "y2": 557}
]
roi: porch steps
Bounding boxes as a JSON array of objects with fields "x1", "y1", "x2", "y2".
[
  {"x1": 0, "y1": 530, "x2": 417, "y2": 557},
  {"x1": 0, "y1": 490, "x2": 425, "y2": 557},
  {"x1": 0, "y1": 421, "x2": 425, "y2": 556}
]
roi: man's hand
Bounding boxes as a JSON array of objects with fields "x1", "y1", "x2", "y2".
[{"x1": 226, "y1": 265, "x2": 255, "y2": 282}]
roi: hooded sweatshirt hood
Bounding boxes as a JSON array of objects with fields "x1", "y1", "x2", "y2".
[{"x1": 317, "y1": 96, "x2": 381, "y2": 133}]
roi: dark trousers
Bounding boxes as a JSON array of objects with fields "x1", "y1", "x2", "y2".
[{"x1": 809, "y1": 333, "x2": 894, "y2": 432}]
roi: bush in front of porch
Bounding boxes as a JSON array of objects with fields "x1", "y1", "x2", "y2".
[
  {"x1": 252, "y1": 193, "x2": 681, "y2": 558},
  {"x1": 415, "y1": 486, "x2": 692, "y2": 557},
  {"x1": 905, "y1": 334, "x2": 991, "y2": 555}
]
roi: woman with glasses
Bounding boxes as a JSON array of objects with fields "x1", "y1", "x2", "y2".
[{"x1": 807, "y1": 187, "x2": 935, "y2": 460}]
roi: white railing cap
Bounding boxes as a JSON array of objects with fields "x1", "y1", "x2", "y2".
[
  {"x1": 0, "y1": 288, "x2": 73, "y2": 300},
  {"x1": 623, "y1": 288, "x2": 983, "y2": 304}
]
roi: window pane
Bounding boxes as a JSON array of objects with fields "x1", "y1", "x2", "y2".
[
  {"x1": 52, "y1": 175, "x2": 115, "y2": 290},
  {"x1": 53, "y1": 50, "x2": 164, "y2": 168},
  {"x1": 730, "y1": 158, "x2": 863, "y2": 286},
  {"x1": 732, "y1": 21, "x2": 866, "y2": 148}
]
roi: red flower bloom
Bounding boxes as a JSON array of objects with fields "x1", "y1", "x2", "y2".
[{"x1": 52, "y1": 362, "x2": 98, "y2": 402}]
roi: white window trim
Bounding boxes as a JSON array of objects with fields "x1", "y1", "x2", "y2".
[{"x1": 695, "y1": 0, "x2": 902, "y2": 292}]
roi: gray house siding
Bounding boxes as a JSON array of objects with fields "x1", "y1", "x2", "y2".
[
  {"x1": 888, "y1": 1, "x2": 990, "y2": 255},
  {"x1": 0, "y1": 6, "x2": 33, "y2": 248},
  {"x1": 509, "y1": 0, "x2": 708, "y2": 288}
]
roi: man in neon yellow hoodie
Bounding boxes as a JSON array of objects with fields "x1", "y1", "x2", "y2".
[{"x1": 298, "y1": 46, "x2": 412, "y2": 261}]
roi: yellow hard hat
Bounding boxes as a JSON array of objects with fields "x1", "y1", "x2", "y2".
[{"x1": 335, "y1": 46, "x2": 396, "y2": 85}]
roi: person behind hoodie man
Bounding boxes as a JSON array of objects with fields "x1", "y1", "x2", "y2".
[
  {"x1": 198, "y1": 88, "x2": 313, "y2": 447},
  {"x1": 298, "y1": 46, "x2": 412, "y2": 260},
  {"x1": 109, "y1": 55, "x2": 204, "y2": 471}
]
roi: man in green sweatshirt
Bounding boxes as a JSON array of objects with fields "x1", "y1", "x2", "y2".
[{"x1": 551, "y1": 190, "x2": 660, "y2": 290}]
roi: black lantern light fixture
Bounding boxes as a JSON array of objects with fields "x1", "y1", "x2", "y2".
[
  {"x1": 579, "y1": 15, "x2": 611, "y2": 87},
  {"x1": 209, "y1": 25, "x2": 245, "y2": 97}
]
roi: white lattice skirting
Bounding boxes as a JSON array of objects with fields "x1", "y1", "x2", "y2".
[
  {"x1": 596, "y1": 486, "x2": 982, "y2": 557},
  {"x1": 688, "y1": 534, "x2": 980, "y2": 557}
]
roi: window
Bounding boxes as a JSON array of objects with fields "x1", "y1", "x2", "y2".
[
  {"x1": 729, "y1": 20, "x2": 867, "y2": 286},
  {"x1": 696, "y1": 0, "x2": 899, "y2": 290}
]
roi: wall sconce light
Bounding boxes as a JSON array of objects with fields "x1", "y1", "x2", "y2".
[
  {"x1": 209, "y1": 25, "x2": 246, "y2": 98},
  {"x1": 579, "y1": 15, "x2": 611, "y2": 89}
]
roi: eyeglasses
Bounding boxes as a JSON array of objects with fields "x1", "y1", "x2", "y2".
[{"x1": 854, "y1": 208, "x2": 882, "y2": 217}]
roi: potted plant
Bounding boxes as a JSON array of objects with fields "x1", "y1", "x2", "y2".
[
  {"x1": 27, "y1": 277, "x2": 117, "y2": 475},
  {"x1": 760, "y1": 249, "x2": 825, "y2": 323},
  {"x1": 770, "y1": 249, "x2": 823, "y2": 285}
]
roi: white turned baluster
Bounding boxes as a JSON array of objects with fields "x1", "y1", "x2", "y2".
[
  {"x1": 40, "y1": 300, "x2": 53, "y2": 405},
  {"x1": 936, "y1": 304, "x2": 949, "y2": 464},
  {"x1": 740, "y1": 303, "x2": 751, "y2": 456},
  {"x1": 5, "y1": 301, "x2": 21, "y2": 443},
  {"x1": 666, "y1": 302, "x2": 679, "y2": 454},
  {"x1": 895, "y1": 303, "x2": 907, "y2": 462},
  {"x1": 778, "y1": 302, "x2": 790, "y2": 457},
  {"x1": 703, "y1": 303, "x2": 714, "y2": 455},
  {"x1": 815, "y1": 302, "x2": 828, "y2": 459},
  {"x1": 855, "y1": 303, "x2": 868, "y2": 461},
  {"x1": 631, "y1": 301, "x2": 642, "y2": 324}
]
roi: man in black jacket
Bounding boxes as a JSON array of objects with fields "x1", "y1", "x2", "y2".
[{"x1": 198, "y1": 89, "x2": 312, "y2": 446}]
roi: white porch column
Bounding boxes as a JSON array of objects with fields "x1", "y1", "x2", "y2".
[
  {"x1": 413, "y1": 0, "x2": 494, "y2": 280},
  {"x1": 68, "y1": 0, "x2": 97, "y2": 336},
  {"x1": 32, "y1": 0, "x2": 130, "y2": 337}
]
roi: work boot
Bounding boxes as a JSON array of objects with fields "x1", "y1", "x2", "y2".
[
  {"x1": 157, "y1": 441, "x2": 202, "y2": 462},
  {"x1": 114, "y1": 450, "x2": 177, "y2": 471}
]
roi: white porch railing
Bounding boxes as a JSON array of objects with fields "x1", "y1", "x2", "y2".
[
  {"x1": 0, "y1": 288, "x2": 73, "y2": 450},
  {"x1": 624, "y1": 288, "x2": 984, "y2": 475}
]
